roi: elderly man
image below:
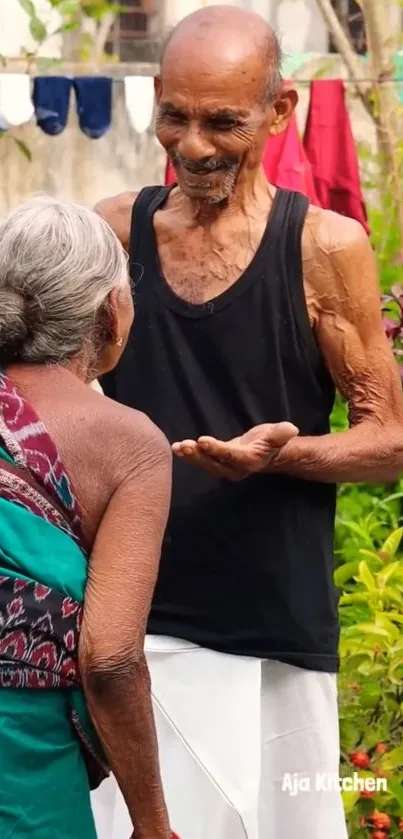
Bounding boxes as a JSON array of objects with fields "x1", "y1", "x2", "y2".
[{"x1": 96, "y1": 6, "x2": 403, "y2": 838}]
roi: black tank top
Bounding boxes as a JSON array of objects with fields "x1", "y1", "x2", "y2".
[{"x1": 101, "y1": 186, "x2": 339, "y2": 672}]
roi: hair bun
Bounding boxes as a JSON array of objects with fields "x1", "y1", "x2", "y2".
[{"x1": 0, "y1": 288, "x2": 30, "y2": 356}]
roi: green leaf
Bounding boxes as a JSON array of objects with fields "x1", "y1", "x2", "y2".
[
  {"x1": 339, "y1": 592, "x2": 372, "y2": 605},
  {"x1": 387, "y1": 778, "x2": 403, "y2": 812},
  {"x1": 29, "y1": 16, "x2": 47, "y2": 43},
  {"x1": 375, "y1": 612, "x2": 400, "y2": 640},
  {"x1": 383, "y1": 587, "x2": 403, "y2": 607},
  {"x1": 380, "y1": 527, "x2": 403, "y2": 558},
  {"x1": 341, "y1": 788, "x2": 360, "y2": 813},
  {"x1": 388, "y1": 654, "x2": 403, "y2": 685},
  {"x1": 342, "y1": 652, "x2": 374, "y2": 668},
  {"x1": 379, "y1": 745, "x2": 403, "y2": 770},
  {"x1": 18, "y1": 0, "x2": 35, "y2": 17},
  {"x1": 13, "y1": 138, "x2": 32, "y2": 161},
  {"x1": 337, "y1": 520, "x2": 373, "y2": 545},
  {"x1": 58, "y1": 21, "x2": 79, "y2": 31},
  {"x1": 335, "y1": 561, "x2": 360, "y2": 587},
  {"x1": 384, "y1": 611, "x2": 403, "y2": 625},
  {"x1": 58, "y1": 0, "x2": 80, "y2": 15},
  {"x1": 351, "y1": 623, "x2": 390, "y2": 637},
  {"x1": 358, "y1": 548, "x2": 384, "y2": 566},
  {"x1": 358, "y1": 561, "x2": 376, "y2": 590}
]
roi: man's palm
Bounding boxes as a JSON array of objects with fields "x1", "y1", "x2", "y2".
[{"x1": 172, "y1": 422, "x2": 299, "y2": 479}]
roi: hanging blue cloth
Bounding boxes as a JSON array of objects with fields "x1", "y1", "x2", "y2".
[
  {"x1": 32, "y1": 76, "x2": 72, "y2": 136},
  {"x1": 73, "y1": 76, "x2": 112, "y2": 139}
]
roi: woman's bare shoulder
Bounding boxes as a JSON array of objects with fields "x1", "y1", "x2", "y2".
[{"x1": 81, "y1": 385, "x2": 171, "y2": 481}]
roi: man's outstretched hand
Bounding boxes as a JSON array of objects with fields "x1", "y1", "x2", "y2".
[{"x1": 171, "y1": 422, "x2": 299, "y2": 480}]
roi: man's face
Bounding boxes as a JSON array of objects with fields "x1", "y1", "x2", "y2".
[{"x1": 155, "y1": 54, "x2": 275, "y2": 204}]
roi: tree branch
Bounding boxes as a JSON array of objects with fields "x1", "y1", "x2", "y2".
[{"x1": 314, "y1": 0, "x2": 372, "y2": 104}]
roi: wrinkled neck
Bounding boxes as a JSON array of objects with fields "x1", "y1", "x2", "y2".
[{"x1": 183, "y1": 167, "x2": 273, "y2": 225}]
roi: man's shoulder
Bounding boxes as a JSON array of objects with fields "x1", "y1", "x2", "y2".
[
  {"x1": 94, "y1": 190, "x2": 138, "y2": 250},
  {"x1": 303, "y1": 204, "x2": 368, "y2": 257},
  {"x1": 302, "y1": 205, "x2": 371, "y2": 296}
]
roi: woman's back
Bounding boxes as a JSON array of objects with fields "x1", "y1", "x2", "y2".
[{"x1": 0, "y1": 196, "x2": 172, "y2": 839}]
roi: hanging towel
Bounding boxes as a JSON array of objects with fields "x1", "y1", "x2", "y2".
[
  {"x1": 73, "y1": 76, "x2": 112, "y2": 140},
  {"x1": 32, "y1": 76, "x2": 72, "y2": 136},
  {"x1": 303, "y1": 79, "x2": 369, "y2": 233},
  {"x1": 124, "y1": 76, "x2": 155, "y2": 133},
  {"x1": 262, "y1": 113, "x2": 319, "y2": 203},
  {"x1": 0, "y1": 74, "x2": 34, "y2": 126},
  {"x1": 165, "y1": 117, "x2": 319, "y2": 205},
  {"x1": 165, "y1": 157, "x2": 176, "y2": 186}
]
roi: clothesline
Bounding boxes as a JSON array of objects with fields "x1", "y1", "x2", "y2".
[
  {"x1": 289, "y1": 77, "x2": 403, "y2": 84},
  {"x1": 1, "y1": 60, "x2": 403, "y2": 85}
]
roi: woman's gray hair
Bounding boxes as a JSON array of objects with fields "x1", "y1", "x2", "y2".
[{"x1": 0, "y1": 195, "x2": 130, "y2": 366}]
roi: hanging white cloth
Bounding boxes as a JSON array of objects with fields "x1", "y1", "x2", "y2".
[
  {"x1": 124, "y1": 76, "x2": 155, "y2": 134},
  {"x1": 0, "y1": 74, "x2": 34, "y2": 126}
]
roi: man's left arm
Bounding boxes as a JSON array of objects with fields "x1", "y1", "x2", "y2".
[{"x1": 273, "y1": 213, "x2": 403, "y2": 483}]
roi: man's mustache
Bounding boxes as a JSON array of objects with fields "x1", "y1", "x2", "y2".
[{"x1": 169, "y1": 152, "x2": 238, "y2": 175}]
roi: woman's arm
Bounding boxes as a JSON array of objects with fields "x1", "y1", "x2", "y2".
[{"x1": 78, "y1": 413, "x2": 172, "y2": 839}]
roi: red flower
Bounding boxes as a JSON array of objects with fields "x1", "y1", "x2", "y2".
[
  {"x1": 350, "y1": 750, "x2": 370, "y2": 769},
  {"x1": 370, "y1": 811, "x2": 392, "y2": 830}
]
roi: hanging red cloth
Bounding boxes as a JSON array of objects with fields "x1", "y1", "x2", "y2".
[
  {"x1": 165, "y1": 156, "x2": 176, "y2": 186},
  {"x1": 261, "y1": 112, "x2": 319, "y2": 203},
  {"x1": 164, "y1": 115, "x2": 319, "y2": 204},
  {"x1": 303, "y1": 79, "x2": 369, "y2": 233}
]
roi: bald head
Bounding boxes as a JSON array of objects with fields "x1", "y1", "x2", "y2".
[{"x1": 160, "y1": 5, "x2": 282, "y2": 104}]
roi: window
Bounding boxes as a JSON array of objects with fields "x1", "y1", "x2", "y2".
[
  {"x1": 329, "y1": 0, "x2": 366, "y2": 55},
  {"x1": 106, "y1": 0, "x2": 162, "y2": 62}
]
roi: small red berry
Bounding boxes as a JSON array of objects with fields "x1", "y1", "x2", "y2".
[
  {"x1": 399, "y1": 816, "x2": 403, "y2": 831},
  {"x1": 370, "y1": 811, "x2": 392, "y2": 830},
  {"x1": 350, "y1": 750, "x2": 371, "y2": 769},
  {"x1": 372, "y1": 832, "x2": 388, "y2": 839},
  {"x1": 360, "y1": 789, "x2": 374, "y2": 798},
  {"x1": 375, "y1": 743, "x2": 387, "y2": 754}
]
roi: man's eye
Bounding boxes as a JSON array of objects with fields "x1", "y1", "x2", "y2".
[
  {"x1": 165, "y1": 112, "x2": 186, "y2": 123},
  {"x1": 209, "y1": 121, "x2": 237, "y2": 131}
]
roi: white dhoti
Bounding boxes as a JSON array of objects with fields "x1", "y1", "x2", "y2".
[{"x1": 91, "y1": 636, "x2": 348, "y2": 839}]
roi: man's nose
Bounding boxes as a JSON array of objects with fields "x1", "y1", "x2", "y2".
[{"x1": 177, "y1": 121, "x2": 215, "y2": 161}]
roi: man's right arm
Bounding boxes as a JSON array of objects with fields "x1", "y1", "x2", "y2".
[{"x1": 94, "y1": 191, "x2": 137, "y2": 251}]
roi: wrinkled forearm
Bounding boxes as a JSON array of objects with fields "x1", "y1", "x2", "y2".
[
  {"x1": 83, "y1": 653, "x2": 170, "y2": 839},
  {"x1": 269, "y1": 422, "x2": 403, "y2": 484}
]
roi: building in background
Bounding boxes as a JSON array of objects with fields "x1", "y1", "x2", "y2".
[{"x1": 2, "y1": 0, "x2": 397, "y2": 62}]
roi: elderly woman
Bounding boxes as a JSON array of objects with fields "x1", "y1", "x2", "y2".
[{"x1": 0, "y1": 196, "x2": 172, "y2": 839}]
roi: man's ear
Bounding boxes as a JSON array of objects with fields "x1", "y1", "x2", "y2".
[
  {"x1": 154, "y1": 75, "x2": 162, "y2": 102},
  {"x1": 268, "y1": 88, "x2": 298, "y2": 136}
]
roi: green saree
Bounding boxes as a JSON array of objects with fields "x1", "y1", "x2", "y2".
[{"x1": 0, "y1": 449, "x2": 98, "y2": 838}]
